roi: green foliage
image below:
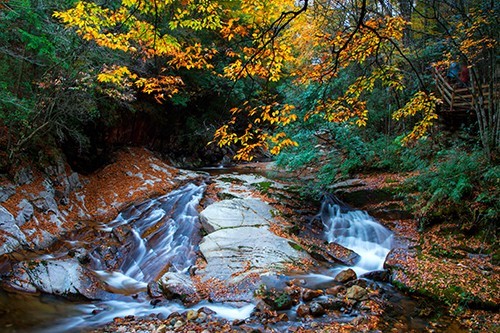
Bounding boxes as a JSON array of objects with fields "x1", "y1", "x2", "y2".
[{"x1": 406, "y1": 149, "x2": 499, "y2": 231}]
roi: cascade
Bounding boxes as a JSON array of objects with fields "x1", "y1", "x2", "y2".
[{"x1": 321, "y1": 199, "x2": 393, "y2": 274}]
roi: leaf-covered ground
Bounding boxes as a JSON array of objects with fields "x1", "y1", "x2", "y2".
[{"x1": 351, "y1": 173, "x2": 499, "y2": 333}]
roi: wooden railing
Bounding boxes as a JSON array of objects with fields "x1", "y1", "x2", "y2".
[{"x1": 432, "y1": 67, "x2": 496, "y2": 112}]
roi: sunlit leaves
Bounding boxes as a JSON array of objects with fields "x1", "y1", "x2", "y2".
[
  {"x1": 211, "y1": 100, "x2": 298, "y2": 160},
  {"x1": 393, "y1": 91, "x2": 440, "y2": 145}
]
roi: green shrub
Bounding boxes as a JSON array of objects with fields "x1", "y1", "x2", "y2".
[{"x1": 406, "y1": 149, "x2": 499, "y2": 231}]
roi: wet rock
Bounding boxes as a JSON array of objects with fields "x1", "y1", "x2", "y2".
[
  {"x1": 296, "y1": 304, "x2": 310, "y2": 317},
  {"x1": 283, "y1": 285, "x2": 301, "y2": 303},
  {"x1": 199, "y1": 226, "x2": 309, "y2": 283},
  {"x1": 301, "y1": 288, "x2": 323, "y2": 302},
  {"x1": 155, "y1": 324, "x2": 167, "y2": 333},
  {"x1": 255, "y1": 300, "x2": 273, "y2": 313},
  {"x1": 326, "y1": 285, "x2": 346, "y2": 296},
  {"x1": 361, "y1": 270, "x2": 390, "y2": 282},
  {"x1": 200, "y1": 198, "x2": 274, "y2": 233},
  {"x1": 147, "y1": 281, "x2": 163, "y2": 298},
  {"x1": 346, "y1": 278, "x2": 368, "y2": 288},
  {"x1": 2, "y1": 259, "x2": 101, "y2": 299},
  {"x1": 334, "y1": 268, "x2": 357, "y2": 283},
  {"x1": 196, "y1": 311, "x2": 207, "y2": 323},
  {"x1": 309, "y1": 302, "x2": 326, "y2": 317},
  {"x1": 317, "y1": 296, "x2": 346, "y2": 310},
  {"x1": 263, "y1": 291, "x2": 293, "y2": 311},
  {"x1": 159, "y1": 272, "x2": 198, "y2": 305},
  {"x1": 346, "y1": 285, "x2": 368, "y2": 301}
]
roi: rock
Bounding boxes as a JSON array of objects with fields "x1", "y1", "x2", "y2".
[
  {"x1": 303, "y1": 240, "x2": 360, "y2": 266},
  {"x1": 199, "y1": 226, "x2": 309, "y2": 282},
  {"x1": 301, "y1": 288, "x2": 323, "y2": 302},
  {"x1": 155, "y1": 324, "x2": 167, "y2": 333},
  {"x1": 15, "y1": 167, "x2": 33, "y2": 185},
  {"x1": 15, "y1": 199, "x2": 34, "y2": 226},
  {"x1": 0, "y1": 185, "x2": 15, "y2": 203},
  {"x1": 2, "y1": 259, "x2": 101, "y2": 299},
  {"x1": 147, "y1": 281, "x2": 163, "y2": 298},
  {"x1": 32, "y1": 190, "x2": 59, "y2": 215},
  {"x1": 159, "y1": 272, "x2": 198, "y2": 305},
  {"x1": 199, "y1": 198, "x2": 274, "y2": 233},
  {"x1": 361, "y1": 270, "x2": 390, "y2": 282},
  {"x1": 255, "y1": 300, "x2": 272, "y2": 313},
  {"x1": 309, "y1": 302, "x2": 326, "y2": 317},
  {"x1": 0, "y1": 205, "x2": 27, "y2": 255},
  {"x1": 263, "y1": 291, "x2": 293, "y2": 311},
  {"x1": 328, "y1": 179, "x2": 366, "y2": 190},
  {"x1": 326, "y1": 285, "x2": 346, "y2": 296},
  {"x1": 345, "y1": 285, "x2": 368, "y2": 301},
  {"x1": 186, "y1": 309, "x2": 198, "y2": 321},
  {"x1": 334, "y1": 268, "x2": 357, "y2": 283},
  {"x1": 346, "y1": 279, "x2": 368, "y2": 288},
  {"x1": 317, "y1": 296, "x2": 346, "y2": 310},
  {"x1": 296, "y1": 304, "x2": 310, "y2": 317},
  {"x1": 196, "y1": 311, "x2": 207, "y2": 323}
]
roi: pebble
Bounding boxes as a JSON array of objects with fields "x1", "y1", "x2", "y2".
[
  {"x1": 196, "y1": 312, "x2": 207, "y2": 323},
  {"x1": 186, "y1": 310, "x2": 198, "y2": 321},
  {"x1": 174, "y1": 320, "x2": 184, "y2": 329},
  {"x1": 155, "y1": 324, "x2": 167, "y2": 333}
]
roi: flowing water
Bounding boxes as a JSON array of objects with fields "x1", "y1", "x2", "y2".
[
  {"x1": 320, "y1": 199, "x2": 393, "y2": 275},
  {"x1": 0, "y1": 183, "x2": 253, "y2": 333},
  {"x1": 0, "y1": 176, "x2": 464, "y2": 332}
]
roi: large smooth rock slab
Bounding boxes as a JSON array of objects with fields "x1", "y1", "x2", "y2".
[
  {"x1": 199, "y1": 226, "x2": 308, "y2": 282},
  {"x1": 2, "y1": 259, "x2": 101, "y2": 299},
  {"x1": 200, "y1": 198, "x2": 274, "y2": 233}
]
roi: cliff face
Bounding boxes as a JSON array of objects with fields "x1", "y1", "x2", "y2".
[{"x1": 0, "y1": 147, "x2": 197, "y2": 256}]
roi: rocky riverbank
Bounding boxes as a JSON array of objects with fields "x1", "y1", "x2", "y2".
[{"x1": 0, "y1": 150, "x2": 497, "y2": 332}]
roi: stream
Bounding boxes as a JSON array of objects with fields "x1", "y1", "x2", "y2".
[{"x1": 0, "y1": 172, "x2": 463, "y2": 332}]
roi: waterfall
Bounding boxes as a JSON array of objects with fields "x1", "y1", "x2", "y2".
[
  {"x1": 95, "y1": 183, "x2": 205, "y2": 294},
  {"x1": 321, "y1": 199, "x2": 393, "y2": 274}
]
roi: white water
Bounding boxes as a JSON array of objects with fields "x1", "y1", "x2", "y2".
[
  {"x1": 321, "y1": 201, "x2": 393, "y2": 275},
  {"x1": 27, "y1": 183, "x2": 255, "y2": 333}
]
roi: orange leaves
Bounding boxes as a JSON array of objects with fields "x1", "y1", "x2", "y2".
[{"x1": 135, "y1": 75, "x2": 184, "y2": 103}]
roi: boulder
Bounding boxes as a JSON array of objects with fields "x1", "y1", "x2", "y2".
[
  {"x1": 296, "y1": 304, "x2": 310, "y2": 317},
  {"x1": 334, "y1": 268, "x2": 357, "y2": 283},
  {"x1": 302, "y1": 288, "x2": 323, "y2": 302},
  {"x1": 2, "y1": 259, "x2": 101, "y2": 299},
  {"x1": 345, "y1": 285, "x2": 368, "y2": 301},
  {"x1": 160, "y1": 272, "x2": 199, "y2": 305},
  {"x1": 317, "y1": 296, "x2": 346, "y2": 310},
  {"x1": 199, "y1": 227, "x2": 308, "y2": 282},
  {"x1": 309, "y1": 302, "x2": 326, "y2": 317},
  {"x1": 199, "y1": 198, "x2": 274, "y2": 233}
]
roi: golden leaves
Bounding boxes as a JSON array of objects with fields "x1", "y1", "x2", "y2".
[
  {"x1": 211, "y1": 101, "x2": 298, "y2": 161},
  {"x1": 393, "y1": 91, "x2": 441, "y2": 145}
]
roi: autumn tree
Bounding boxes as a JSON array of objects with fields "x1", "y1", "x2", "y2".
[
  {"x1": 413, "y1": 0, "x2": 498, "y2": 159},
  {"x1": 54, "y1": 0, "x2": 475, "y2": 161}
]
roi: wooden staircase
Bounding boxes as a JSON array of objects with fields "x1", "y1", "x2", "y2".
[{"x1": 432, "y1": 67, "x2": 496, "y2": 113}]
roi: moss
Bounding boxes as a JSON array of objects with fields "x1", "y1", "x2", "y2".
[
  {"x1": 288, "y1": 241, "x2": 305, "y2": 252},
  {"x1": 254, "y1": 181, "x2": 272, "y2": 193}
]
